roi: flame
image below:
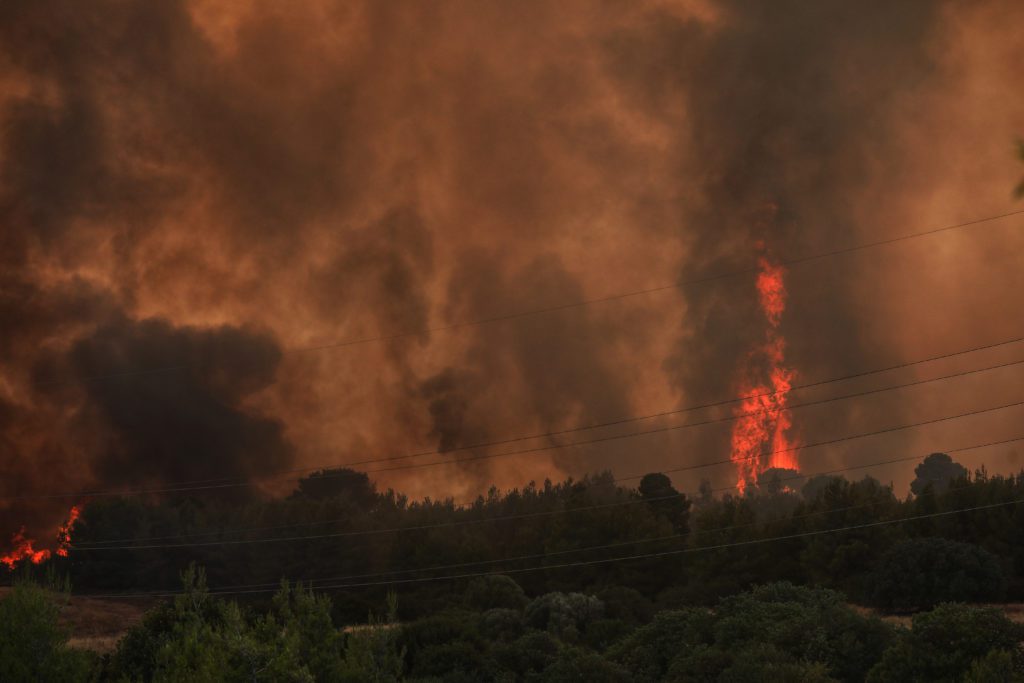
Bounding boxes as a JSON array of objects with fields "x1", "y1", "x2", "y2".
[
  {"x1": 55, "y1": 505, "x2": 81, "y2": 558},
  {"x1": 0, "y1": 529, "x2": 51, "y2": 569},
  {"x1": 1, "y1": 505, "x2": 81, "y2": 569},
  {"x1": 729, "y1": 251, "x2": 800, "y2": 494}
]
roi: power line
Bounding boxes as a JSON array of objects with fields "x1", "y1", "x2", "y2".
[
  {"x1": 129, "y1": 333, "x2": 1024, "y2": 490},
  {"x1": 84, "y1": 438, "x2": 1021, "y2": 594},
  {"x1": 15, "y1": 334, "x2": 1024, "y2": 502},
  {"x1": 37, "y1": 208, "x2": 1024, "y2": 389},
  {"x1": 75, "y1": 496, "x2": 1024, "y2": 599},
  {"x1": 67, "y1": 396, "x2": 1024, "y2": 551},
  {"x1": 70, "y1": 434, "x2": 1021, "y2": 551}
]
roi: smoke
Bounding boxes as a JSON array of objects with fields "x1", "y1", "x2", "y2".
[{"x1": 2, "y1": 0, "x2": 1024, "y2": 549}]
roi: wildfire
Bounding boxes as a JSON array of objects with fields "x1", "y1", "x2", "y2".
[
  {"x1": 56, "y1": 505, "x2": 82, "y2": 558},
  {"x1": 0, "y1": 529, "x2": 50, "y2": 569},
  {"x1": 729, "y1": 251, "x2": 800, "y2": 494},
  {"x1": 1, "y1": 505, "x2": 81, "y2": 569}
]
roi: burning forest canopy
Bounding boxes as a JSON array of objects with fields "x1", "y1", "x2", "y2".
[{"x1": 2, "y1": 0, "x2": 1024, "y2": 561}]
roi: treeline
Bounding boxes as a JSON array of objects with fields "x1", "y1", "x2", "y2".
[
  {"x1": 2, "y1": 452, "x2": 1024, "y2": 680},
  {"x1": 4, "y1": 572, "x2": 1024, "y2": 681},
  {"x1": 38, "y1": 453, "x2": 1024, "y2": 619}
]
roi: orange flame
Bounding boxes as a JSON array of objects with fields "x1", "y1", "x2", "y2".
[
  {"x1": 1, "y1": 505, "x2": 81, "y2": 569},
  {"x1": 0, "y1": 529, "x2": 51, "y2": 569},
  {"x1": 55, "y1": 505, "x2": 81, "y2": 558},
  {"x1": 730, "y1": 252, "x2": 800, "y2": 494}
]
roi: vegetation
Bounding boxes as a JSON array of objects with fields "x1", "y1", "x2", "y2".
[
  {"x1": 3, "y1": 575, "x2": 1022, "y2": 681},
  {"x1": 1, "y1": 453, "x2": 1023, "y2": 680}
]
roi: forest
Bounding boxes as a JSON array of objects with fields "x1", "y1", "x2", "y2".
[{"x1": 2, "y1": 452, "x2": 1023, "y2": 681}]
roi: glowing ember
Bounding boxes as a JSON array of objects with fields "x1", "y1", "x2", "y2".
[
  {"x1": 1, "y1": 505, "x2": 81, "y2": 569},
  {"x1": 730, "y1": 251, "x2": 800, "y2": 494}
]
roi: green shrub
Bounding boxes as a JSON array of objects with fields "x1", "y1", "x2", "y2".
[
  {"x1": 464, "y1": 574, "x2": 528, "y2": 611},
  {"x1": 867, "y1": 603, "x2": 1024, "y2": 682},
  {"x1": 0, "y1": 580, "x2": 96, "y2": 683},
  {"x1": 525, "y1": 592, "x2": 604, "y2": 642},
  {"x1": 540, "y1": 646, "x2": 630, "y2": 682}
]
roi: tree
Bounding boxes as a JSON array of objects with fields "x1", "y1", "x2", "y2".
[
  {"x1": 525, "y1": 592, "x2": 605, "y2": 643},
  {"x1": 756, "y1": 467, "x2": 801, "y2": 495},
  {"x1": 867, "y1": 603, "x2": 1024, "y2": 682},
  {"x1": 964, "y1": 649, "x2": 1024, "y2": 683},
  {"x1": 0, "y1": 578, "x2": 95, "y2": 682},
  {"x1": 290, "y1": 468, "x2": 377, "y2": 506},
  {"x1": 910, "y1": 453, "x2": 968, "y2": 496},
  {"x1": 337, "y1": 592, "x2": 405, "y2": 682},
  {"x1": 610, "y1": 583, "x2": 891, "y2": 683},
  {"x1": 638, "y1": 473, "x2": 691, "y2": 533},
  {"x1": 866, "y1": 537, "x2": 1005, "y2": 611},
  {"x1": 464, "y1": 574, "x2": 528, "y2": 611}
]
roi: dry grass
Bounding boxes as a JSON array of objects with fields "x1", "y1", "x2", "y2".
[
  {"x1": 58, "y1": 595, "x2": 149, "y2": 653},
  {"x1": 852, "y1": 603, "x2": 1024, "y2": 628},
  {"x1": 0, "y1": 586, "x2": 150, "y2": 654}
]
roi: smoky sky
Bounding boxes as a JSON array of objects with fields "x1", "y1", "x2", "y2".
[{"x1": 2, "y1": 0, "x2": 1024, "y2": 548}]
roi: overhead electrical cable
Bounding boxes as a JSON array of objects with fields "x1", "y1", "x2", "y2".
[
  {"x1": 74, "y1": 439, "x2": 1022, "y2": 594},
  {"x1": 69, "y1": 428, "x2": 1024, "y2": 550},
  {"x1": 13, "y1": 334, "x2": 1024, "y2": 503},
  {"x1": 67, "y1": 398, "x2": 1024, "y2": 551},
  {"x1": 74, "y1": 496, "x2": 1024, "y2": 599},
  {"x1": 38, "y1": 208, "x2": 1024, "y2": 390}
]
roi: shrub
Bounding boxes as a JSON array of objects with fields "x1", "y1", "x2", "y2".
[
  {"x1": 540, "y1": 646, "x2": 631, "y2": 682},
  {"x1": 410, "y1": 641, "x2": 485, "y2": 680},
  {"x1": 609, "y1": 584, "x2": 890, "y2": 683},
  {"x1": 0, "y1": 580, "x2": 96, "y2": 683},
  {"x1": 607, "y1": 608, "x2": 714, "y2": 682},
  {"x1": 867, "y1": 603, "x2": 1024, "y2": 682},
  {"x1": 489, "y1": 631, "x2": 559, "y2": 677},
  {"x1": 464, "y1": 574, "x2": 528, "y2": 611},
  {"x1": 597, "y1": 585, "x2": 654, "y2": 624},
  {"x1": 479, "y1": 608, "x2": 525, "y2": 641},
  {"x1": 525, "y1": 592, "x2": 604, "y2": 642}
]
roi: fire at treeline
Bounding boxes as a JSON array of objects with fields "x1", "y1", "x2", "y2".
[{"x1": 5, "y1": 253, "x2": 797, "y2": 569}]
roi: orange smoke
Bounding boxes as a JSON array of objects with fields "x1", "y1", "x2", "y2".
[
  {"x1": 730, "y1": 252, "x2": 800, "y2": 494},
  {"x1": 1, "y1": 505, "x2": 81, "y2": 569}
]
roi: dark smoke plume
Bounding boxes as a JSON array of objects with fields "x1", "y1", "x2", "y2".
[{"x1": 2, "y1": 0, "x2": 1024, "y2": 548}]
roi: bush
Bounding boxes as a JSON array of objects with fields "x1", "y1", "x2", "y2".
[
  {"x1": 597, "y1": 585, "x2": 654, "y2": 624},
  {"x1": 609, "y1": 583, "x2": 890, "y2": 683},
  {"x1": 525, "y1": 592, "x2": 604, "y2": 642},
  {"x1": 410, "y1": 641, "x2": 485, "y2": 680},
  {"x1": 464, "y1": 574, "x2": 528, "y2": 611},
  {"x1": 583, "y1": 618, "x2": 634, "y2": 652},
  {"x1": 489, "y1": 631, "x2": 559, "y2": 678},
  {"x1": 479, "y1": 608, "x2": 525, "y2": 641},
  {"x1": 867, "y1": 603, "x2": 1024, "y2": 682},
  {"x1": 540, "y1": 646, "x2": 630, "y2": 682},
  {"x1": 607, "y1": 609, "x2": 714, "y2": 682},
  {"x1": 964, "y1": 650, "x2": 1024, "y2": 683},
  {"x1": 0, "y1": 580, "x2": 96, "y2": 683},
  {"x1": 867, "y1": 538, "x2": 1005, "y2": 611}
]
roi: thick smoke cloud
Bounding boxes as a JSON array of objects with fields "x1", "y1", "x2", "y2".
[
  {"x1": 2, "y1": 0, "x2": 1023, "y2": 548},
  {"x1": 51, "y1": 317, "x2": 291, "y2": 487}
]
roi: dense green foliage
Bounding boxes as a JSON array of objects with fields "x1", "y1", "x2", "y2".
[
  {"x1": 0, "y1": 577, "x2": 96, "y2": 683},
  {"x1": 867, "y1": 603, "x2": 1024, "y2": 682},
  {"x1": 867, "y1": 537, "x2": 1005, "y2": 611},
  {"x1": 2, "y1": 454, "x2": 1023, "y2": 679},
  {"x1": 4, "y1": 575, "x2": 1023, "y2": 681},
  {"x1": 26, "y1": 457, "x2": 1022, "y2": 618}
]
